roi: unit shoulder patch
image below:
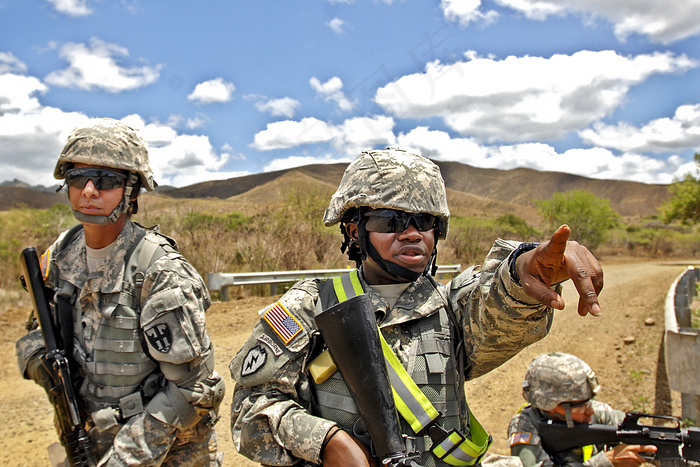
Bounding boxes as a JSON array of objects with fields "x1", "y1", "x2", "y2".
[
  {"x1": 145, "y1": 323, "x2": 172, "y2": 353},
  {"x1": 262, "y1": 301, "x2": 303, "y2": 345},
  {"x1": 241, "y1": 345, "x2": 267, "y2": 377},
  {"x1": 257, "y1": 333, "x2": 283, "y2": 356}
]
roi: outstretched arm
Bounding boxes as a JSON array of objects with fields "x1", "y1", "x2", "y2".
[{"x1": 515, "y1": 224, "x2": 603, "y2": 317}]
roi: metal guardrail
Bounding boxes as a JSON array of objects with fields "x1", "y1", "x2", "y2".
[
  {"x1": 664, "y1": 265, "x2": 700, "y2": 423},
  {"x1": 208, "y1": 264, "x2": 462, "y2": 300}
]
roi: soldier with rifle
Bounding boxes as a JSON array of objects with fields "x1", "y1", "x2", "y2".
[
  {"x1": 16, "y1": 118, "x2": 225, "y2": 466},
  {"x1": 230, "y1": 148, "x2": 605, "y2": 467},
  {"x1": 508, "y1": 352, "x2": 657, "y2": 467}
]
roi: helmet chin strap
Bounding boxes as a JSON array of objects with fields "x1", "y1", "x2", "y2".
[
  {"x1": 561, "y1": 403, "x2": 575, "y2": 428},
  {"x1": 357, "y1": 220, "x2": 438, "y2": 282},
  {"x1": 70, "y1": 173, "x2": 137, "y2": 225}
]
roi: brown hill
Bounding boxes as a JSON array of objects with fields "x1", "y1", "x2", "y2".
[
  {"x1": 434, "y1": 161, "x2": 669, "y2": 218},
  {"x1": 166, "y1": 160, "x2": 669, "y2": 220},
  {"x1": 164, "y1": 164, "x2": 348, "y2": 200},
  {"x1": 0, "y1": 186, "x2": 67, "y2": 210},
  {"x1": 226, "y1": 170, "x2": 338, "y2": 214},
  {"x1": 1, "y1": 160, "x2": 670, "y2": 220}
]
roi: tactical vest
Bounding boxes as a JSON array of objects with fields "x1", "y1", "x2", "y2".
[
  {"x1": 50, "y1": 224, "x2": 177, "y2": 423},
  {"x1": 313, "y1": 271, "x2": 487, "y2": 467}
]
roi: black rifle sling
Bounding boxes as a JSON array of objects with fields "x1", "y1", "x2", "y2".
[{"x1": 54, "y1": 224, "x2": 84, "y2": 365}]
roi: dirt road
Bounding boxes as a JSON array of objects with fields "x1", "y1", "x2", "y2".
[{"x1": 0, "y1": 259, "x2": 691, "y2": 466}]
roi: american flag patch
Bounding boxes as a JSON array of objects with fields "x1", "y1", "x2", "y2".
[
  {"x1": 509, "y1": 432, "x2": 532, "y2": 446},
  {"x1": 263, "y1": 302, "x2": 302, "y2": 345}
]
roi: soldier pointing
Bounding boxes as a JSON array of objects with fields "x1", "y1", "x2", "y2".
[{"x1": 230, "y1": 148, "x2": 604, "y2": 466}]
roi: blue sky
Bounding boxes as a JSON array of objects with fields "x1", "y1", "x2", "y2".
[{"x1": 2, "y1": 0, "x2": 700, "y2": 188}]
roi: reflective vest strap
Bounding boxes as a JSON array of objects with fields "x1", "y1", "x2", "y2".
[
  {"x1": 332, "y1": 269, "x2": 363, "y2": 302},
  {"x1": 582, "y1": 445, "x2": 594, "y2": 461},
  {"x1": 430, "y1": 410, "x2": 492, "y2": 466},
  {"x1": 379, "y1": 330, "x2": 440, "y2": 433}
]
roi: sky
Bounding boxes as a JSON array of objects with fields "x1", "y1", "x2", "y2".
[{"x1": 2, "y1": 0, "x2": 700, "y2": 189}]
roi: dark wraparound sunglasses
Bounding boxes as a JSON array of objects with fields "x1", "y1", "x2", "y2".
[
  {"x1": 363, "y1": 209, "x2": 438, "y2": 233},
  {"x1": 65, "y1": 167, "x2": 127, "y2": 191}
]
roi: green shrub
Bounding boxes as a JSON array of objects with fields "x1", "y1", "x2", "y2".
[{"x1": 537, "y1": 189, "x2": 619, "y2": 250}]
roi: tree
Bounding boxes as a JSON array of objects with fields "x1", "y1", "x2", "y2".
[
  {"x1": 536, "y1": 189, "x2": 619, "y2": 250},
  {"x1": 662, "y1": 153, "x2": 700, "y2": 225}
]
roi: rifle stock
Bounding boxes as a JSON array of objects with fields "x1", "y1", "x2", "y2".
[
  {"x1": 538, "y1": 411, "x2": 700, "y2": 464},
  {"x1": 20, "y1": 247, "x2": 97, "y2": 467},
  {"x1": 315, "y1": 294, "x2": 423, "y2": 467}
]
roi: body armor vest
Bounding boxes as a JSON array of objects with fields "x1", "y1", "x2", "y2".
[
  {"x1": 313, "y1": 277, "x2": 469, "y2": 467},
  {"x1": 54, "y1": 227, "x2": 176, "y2": 413}
]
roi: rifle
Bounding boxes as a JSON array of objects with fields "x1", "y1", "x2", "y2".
[
  {"x1": 19, "y1": 247, "x2": 97, "y2": 467},
  {"x1": 538, "y1": 411, "x2": 700, "y2": 466},
  {"x1": 315, "y1": 294, "x2": 424, "y2": 467}
]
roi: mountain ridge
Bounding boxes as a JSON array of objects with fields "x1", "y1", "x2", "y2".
[{"x1": 1, "y1": 160, "x2": 670, "y2": 219}]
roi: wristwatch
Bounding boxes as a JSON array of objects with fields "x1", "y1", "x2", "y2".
[{"x1": 509, "y1": 242, "x2": 539, "y2": 285}]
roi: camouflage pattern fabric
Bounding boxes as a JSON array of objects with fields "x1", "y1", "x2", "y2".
[
  {"x1": 16, "y1": 221, "x2": 222, "y2": 466},
  {"x1": 522, "y1": 353, "x2": 601, "y2": 411},
  {"x1": 508, "y1": 402, "x2": 625, "y2": 467},
  {"x1": 229, "y1": 238, "x2": 555, "y2": 466},
  {"x1": 54, "y1": 117, "x2": 155, "y2": 191},
  {"x1": 323, "y1": 148, "x2": 450, "y2": 238},
  {"x1": 481, "y1": 454, "x2": 525, "y2": 467}
]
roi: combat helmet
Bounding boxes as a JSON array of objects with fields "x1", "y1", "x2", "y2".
[
  {"x1": 54, "y1": 118, "x2": 156, "y2": 224},
  {"x1": 323, "y1": 148, "x2": 450, "y2": 281},
  {"x1": 522, "y1": 352, "x2": 601, "y2": 426}
]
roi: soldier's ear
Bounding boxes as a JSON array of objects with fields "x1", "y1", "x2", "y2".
[{"x1": 345, "y1": 222, "x2": 359, "y2": 241}]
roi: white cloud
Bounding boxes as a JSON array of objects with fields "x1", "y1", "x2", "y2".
[
  {"x1": 47, "y1": 0, "x2": 92, "y2": 17},
  {"x1": 327, "y1": 17, "x2": 347, "y2": 34},
  {"x1": 0, "y1": 105, "x2": 89, "y2": 186},
  {"x1": 580, "y1": 103, "x2": 700, "y2": 154},
  {"x1": 186, "y1": 116, "x2": 207, "y2": 129},
  {"x1": 263, "y1": 154, "x2": 345, "y2": 173},
  {"x1": 255, "y1": 97, "x2": 301, "y2": 118},
  {"x1": 440, "y1": 0, "x2": 498, "y2": 26},
  {"x1": 0, "y1": 66, "x2": 236, "y2": 188},
  {"x1": 0, "y1": 62, "x2": 88, "y2": 187},
  {"x1": 121, "y1": 114, "x2": 243, "y2": 186},
  {"x1": 310, "y1": 76, "x2": 355, "y2": 112},
  {"x1": 332, "y1": 115, "x2": 397, "y2": 155},
  {"x1": 494, "y1": 0, "x2": 700, "y2": 44},
  {"x1": 0, "y1": 74, "x2": 48, "y2": 114},
  {"x1": 45, "y1": 37, "x2": 162, "y2": 92},
  {"x1": 251, "y1": 117, "x2": 337, "y2": 150},
  {"x1": 0, "y1": 52, "x2": 28, "y2": 74},
  {"x1": 251, "y1": 115, "x2": 395, "y2": 156},
  {"x1": 187, "y1": 78, "x2": 236, "y2": 105},
  {"x1": 375, "y1": 50, "x2": 697, "y2": 142},
  {"x1": 396, "y1": 126, "x2": 690, "y2": 184}
]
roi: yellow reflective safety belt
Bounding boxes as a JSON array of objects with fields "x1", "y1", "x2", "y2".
[
  {"x1": 331, "y1": 271, "x2": 492, "y2": 466},
  {"x1": 582, "y1": 444, "x2": 594, "y2": 461}
]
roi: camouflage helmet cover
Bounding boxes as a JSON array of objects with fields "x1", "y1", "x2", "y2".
[
  {"x1": 53, "y1": 118, "x2": 155, "y2": 191},
  {"x1": 323, "y1": 148, "x2": 450, "y2": 239},
  {"x1": 522, "y1": 352, "x2": 601, "y2": 411}
]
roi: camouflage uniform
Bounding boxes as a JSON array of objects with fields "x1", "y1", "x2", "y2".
[
  {"x1": 230, "y1": 149, "x2": 555, "y2": 467},
  {"x1": 508, "y1": 402, "x2": 624, "y2": 467},
  {"x1": 15, "y1": 118, "x2": 224, "y2": 466},
  {"x1": 508, "y1": 352, "x2": 622, "y2": 467}
]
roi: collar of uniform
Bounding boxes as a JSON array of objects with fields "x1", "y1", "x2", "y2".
[
  {"x1": 56, "y1": 220, "x2": 140, "y2": 295},
  {"x1": 373, "y1": 275, "x2": 446, "y2": 328}
]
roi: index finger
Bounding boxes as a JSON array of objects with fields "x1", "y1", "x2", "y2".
[{"x1": 541, "y1": 224, "x2": 571, "y2": 260}]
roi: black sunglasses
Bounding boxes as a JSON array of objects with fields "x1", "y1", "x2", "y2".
[
  {"x1": 65, "y1": 167, "x2": 127, "y2": 191},
  {"x1": 363, "y1": 209, "x2": 438, "y2": 233}
]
